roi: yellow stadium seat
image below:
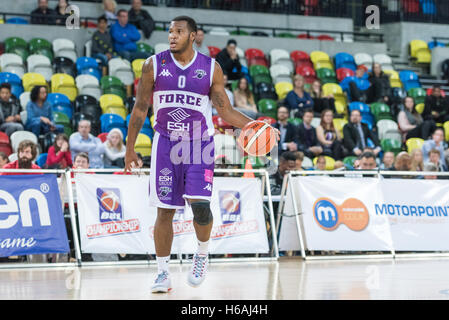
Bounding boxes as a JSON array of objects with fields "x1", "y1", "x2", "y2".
[
  {"x1": 134, "y1": 133, "x2": 152, "y2": 157},
  {"x1": 410, "y1": 40, "x2": 431, "y2": 64},
  {"x1": 406, "y1": 137, "x2": 424, "y2": 154},
  {"x1": 22, "y1": 72, "x2": 47, "y2": 92},
  {"x1": 383, "y1": 69, "x2": 402, "y2": 88},
  {"x1": 104, "y1": 106, "x2": 127, "y2": 120},
  {"x1": 132, "y1": 59, "x2": 146, "y2": 79},
  {"x1": 313, "y1": 61, "x2": 333, "y2": 71},
  {"x1": 274, "y1": 82, "x2": 293, "y2": 100},
  {"x1": 150, "y1": 114, "x2": 154, "y2": 128},
  {"x1": 313, "y1": 156, "x2": 335, "y2": 170},
  {"x1": 310, "y1": 51, "x2": 331, "y2": 64},
  {"x1": 415, "y1": 103, "x2": 424, "y2": 114},
  {"x1": 335, "y1": 100, "x2": 347, "y2": 115},
  {"x1": 51, "y1": 73, "x2": 77, "y2": 101},
  {"x1": 444, "y1": 121, "x2": 449, "y2": 141},
  {"x1": 333, "y1": 118, "x2": 347, "y2": 138},
  {"x1": 100, "y1": 94, "x2": 124, "y2": 112}
]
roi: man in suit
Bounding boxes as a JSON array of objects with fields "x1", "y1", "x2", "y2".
[
  {"x1": 272, "y1": 105, "x2": 299, "y2": 156},
  {"x1": 343, "y1": 109, "x2": 381, "y2": 157}
]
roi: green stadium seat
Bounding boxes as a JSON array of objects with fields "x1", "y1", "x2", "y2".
[
  {"x1": 277, "y1": 32, "x2": 296, "y2": 38},
  {"x1": 257, "y1": 99, "x2": 277, "y2": 119},
  {"x1": 371, "y1": 102, "x2": 393, "y2": 121},
  {"x1": 249, "y1": 65, "x2": 270, "y2": 77},
  {"x1": 343, "y1": 156, "x2": 357, "y2": 168},
  {"x1": 252, "y1": 74, "x2": 272, "y2": 86},
  {"x1": 5, "y1": 37, "x2": 28, "y2": 61},
  {"x1": 381, "y1": 138, "x2": 402, "y2": 155},
  {"x1": 407, "y1": 87, "x2": 427, "y2": 105},
  {"x1": 287, "y1": 118, "x2": 302, "y2": 126},
  {"x1": 28, "y1": 38, "x2": 53, "y2": 61},
  {"x1": 316, "y1": 68, "x2": 337, "y2": 84},
  {"x1": 241, "y1": 155, "x2": 266, "y2": 169},
  {"x1": 136, "y1": 42, "x2": 154, "y2": 55}
]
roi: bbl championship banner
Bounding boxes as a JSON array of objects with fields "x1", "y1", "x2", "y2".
[
  {"x1": 75, "y1": 175, "x2": 269, "y2": 254},
  {"x1": 0, "y1": 175, "x2": 69, "y2": 257}
]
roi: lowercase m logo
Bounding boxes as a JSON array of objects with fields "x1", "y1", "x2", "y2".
[{"x1": 313, "y1": 197, "x2": 369, "y2": 231}]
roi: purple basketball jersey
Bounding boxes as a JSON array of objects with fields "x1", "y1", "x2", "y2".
[{"x1": 152, "y1": 50, "x2": 215, "y2": 140}]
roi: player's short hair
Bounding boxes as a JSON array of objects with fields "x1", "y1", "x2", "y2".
[{"x1": 171, "y1": 16, "x2": 197, "y2": 33}]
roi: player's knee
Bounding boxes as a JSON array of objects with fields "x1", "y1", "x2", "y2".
[{"x1": 191, "y1": 201, "x2": 213, "y2": 226}]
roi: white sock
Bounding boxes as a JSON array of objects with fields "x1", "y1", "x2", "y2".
[
  {"x1": 156, "y1": 255, "x2": 170, "y2": 274},
  {"x1": 197, "y1": 240, "x2": 210, "y2": 256}
]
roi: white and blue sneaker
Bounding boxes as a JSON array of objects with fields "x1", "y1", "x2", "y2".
[
  {"x1": 151, "y1": 271, "x2": 172, "y2": 293},
  {"x1": 187, "y1": 253, "x2": 209, "y2": 287}
]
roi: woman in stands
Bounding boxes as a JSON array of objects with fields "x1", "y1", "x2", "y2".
[
  {"x1": 397, "y1": 96, "x2": 436, "y2": 140},
  {"x1": 46, "y1": 133, "x2": 72, "y2": 169},
  {"x1": 410, "y1": 148, "x2": 424, "y2": 171},
  {"x1": 316, "y1": 109, "x2": 343, "y2": 160},
  {"x1": 367, "y1": 63, "x2": 391, "y2": 104},
  {"x1": 309, "y1": 79, "x2": 336, "y2": 116},
  {"x1": 54, "y1": 0, "x2": 71, "y2": 26},
  {"x1": 103, "y1": 128, "x2": 126, "y2": 168},
  {"x1": 103, "y1": 0, "x2": 117, "y2": 26},
  {"x1": 285, "y1": 74, "x2": 314, "y2": 119},
  {"x1": 0, "y1": 152, "x2": 9, "y2": 168},
  {"x1": 233, "y1": 77, "x2": 258, "y2": 119}
]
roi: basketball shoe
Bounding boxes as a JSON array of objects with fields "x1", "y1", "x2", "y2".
[
  {"x1": 151, "y1": 271, "x2": 172, "y2": 293},
  {"x1": 187, "y1": 253, "x2": 208, "y2": 287}
]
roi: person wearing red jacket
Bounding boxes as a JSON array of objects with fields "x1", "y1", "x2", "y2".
[
  {"x1": 46, "y1": 133, "x2": 73, "y2": 169},
  {"x1": 0, "y1": 140, "x2": 41, "y2": 175}
]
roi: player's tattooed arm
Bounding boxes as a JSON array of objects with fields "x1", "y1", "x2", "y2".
[{"x1": 210, "y1": 61, "x2": 253, "y2": 129}]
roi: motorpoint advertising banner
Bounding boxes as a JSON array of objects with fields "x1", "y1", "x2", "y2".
[
  {"x1": 0, "y1": 175, "x2": 69, "y2": 257},
  {"x1": 76, "y1": 175, "x2": 268, "y2": 254},
  {"x1": 280, "y1": 176, "x2": 449, "y2": 252}
]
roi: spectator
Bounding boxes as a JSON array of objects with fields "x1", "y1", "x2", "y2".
[
  {"x1": 0, "y1": 140, "x2": 41, "y2": 175},
  {"x1": 193, "y1": 28, "x2": 210, "y2": 57},
  {"x1": 216, "y1": 39, "x2": 242, "y2": 81},
  {"x1": 272, "y1": 105, "x2": 299, "y2": 156},
  {"x1": 293, "y1": 151, "x2": 304, "y2": 170},
  {"x1": 343, "y1": 109, "x2": 381, "y2": 157},
  {"x1": 269, "y1": 151, "x2": 298, "y2": 195},
  {"x1": 314, "y1": 155, "x2": 327, "y2": 171},
  {"x1": 422, "y1": 127, "x2": 446, "y2": 164},
  {"x1": 427, "y1": 149, "x2": 447, "y2": 172},
  {"x1": 111, "y1": 9, "x2": 148, "y2": 62},
  {"x1": 46, "y1": 133, "x2": 72, "y2": 169},
  {"x1": 297, "y1": 109, "x2": 323, "y2": 158},
  {"x1": 0, "y1": 83, "x2": 24, "y2": 136},
  {"x1": 69, "y1": 120, "x2": 105, "y2": 169},
  {"x1": 25, "y1": 85, "x2": 64, "y2": 136},
  {"x1": 367, "y1": 63, "x2": 391, "y2": 104},
  {"x1": 31, "y1": 0, "x2": 56, "y2": 25},
  {"x1": 398, "y1": 96, "x2": 435, "y2": 140},
  {"x1": 233, "y1": 77, "x2": 258, "y2": 118},
  {"x1": 73, "y1": 152, "x2": 89, "y2": 170},
  {"x1": 379, "y1": 151, "x2": 395, "y2": 170},
  {"x1": 223, "y1": 73, "x2": 234, "y2": 107},
  {"x1": 103, "y1": 128, "x2": 126, "y2": 168},
  {"x1": 422, "y1": 85, "x2": 449, "y2": 124},
  {"x1": 392, "y1": 151, "x2": 412, "y2": 172},
  {"x1": 128, "y1": 0, "x2": 155, "y2": 39},
  {"x1": 347, "y1": 65, "x2": 370, "y2": 102},
  {"x1": 410, "y1": 148, "x2": 424, "y2": 171},
  {"x1": 91, "y1": 15, "x2": 117, "y2": 69},
  {"x1": 309, "y1": 79, "x2": 336, "y2": 115},
  {"x1": 316, "y1": 109, "x2": 343, "y2": 160},
  {"x1": 423, "y1": 162, "x2": 438, "y2": 180},
  {"x1": 0, "y1": 151, "x2": 9, "y2": 168},
  {"x1": 103, "y1": 0, "x2": 117, "y2": 26},
  {"x1": 285, "y1": 75, "x2": 314, "y2": 118},
  {"x1": 358, "y1": 151, "x2": 377, "y2": 170},
  {"x1": 54, "y1": 0, "x2": 70, "y2": 26}
]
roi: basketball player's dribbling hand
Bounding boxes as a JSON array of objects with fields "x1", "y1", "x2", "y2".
[{"x1": 124, "y1": 150, "x2": 142, "y2": 174}]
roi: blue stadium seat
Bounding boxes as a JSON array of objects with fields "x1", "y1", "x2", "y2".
[
  {"x1": 361, "y1": 113, "x2": 375, "y2": 130},
  {"x1": 126, "y1": 114, "x2": 150, "y2": 128},
  {"x1": 6, "y1": 17, "x2": 29, "y2": 24},
  {"x1": 334, "y1": 52, "x2": 356, "y2": 71},
  {"x1": 100, "y1": 113, "x2": 125, "y2": 133},
  {"x1": 47, "y1": 93, "x2": 72, "y2": 109},
  {"x1": 79, "y1": 67, "x2": 102, "y2": 82},
  {"x1": 76, "y1": 57, "x2": 99, "y2": 73},
  {"x1": 0, "y1": 72, "x2": 24, "y2": 98},
  {"x1": 52, "y1": 104, "x2": 73, "y2": 120},
  {"x1": 349, "y1": 101, "x2": 371, "y2": 114},
  {"x1": 399, "y1": 70, "x2": 421, "y2": 91},
  {"x1": 36, "y1": 153, "x2": 47, "y2": 168},
  {"x1": 140, "y1": 126, "x2": 154, "y2": 140},
  {"x1": 428, "y1": 40, "x2": 445, "y2": 50},
  {"x1": 420, "y1": 0, "x2": 436, "y2": 15}
]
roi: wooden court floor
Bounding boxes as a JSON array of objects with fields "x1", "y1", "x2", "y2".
[{"x1": 1, "y1": 257, "x2": 449, "y2": 300}]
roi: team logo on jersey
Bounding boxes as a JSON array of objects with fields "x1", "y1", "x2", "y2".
[
  {"x1": 159, "y1": 69, "x2": 172, "y2": 77},
  {"x1": 167, "y1": 108, "x2": 191, "y2": 122},
  {"x1": 193, "y1": 69, "x2": 207, "y2": 79},
  {"x1": 161, "y1": 58, "x2": 166, "y2": 66}
]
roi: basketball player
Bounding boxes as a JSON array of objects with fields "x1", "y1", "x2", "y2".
[{"x1": 125, "y1": 16, "x2": 279, "y2": 293}]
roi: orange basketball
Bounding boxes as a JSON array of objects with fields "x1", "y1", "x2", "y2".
[{"x1": 237, "y1": 120, "x2": 277, "y2": 156}]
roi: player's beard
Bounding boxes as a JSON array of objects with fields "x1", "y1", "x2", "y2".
[
  {"x1": 170, "y1": 38, "x2": 191, "y2": 54},
  {"x1": 18, "y1": 156, "x2": 33, "y2": 169}
]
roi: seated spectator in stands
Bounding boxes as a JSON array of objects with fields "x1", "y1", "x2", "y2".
[
  {"x1": 422, "y1": 127, "x2": 446, "y2": 164},
  {"x1": 0, "y1": 152, "x2": 9, "y2": 168},
  {"x1": 383, "y1": 151, "x2": 413, "y2": 179},
  {"x1": 427, "y1": 148, "x2": 448, "y2": 172},
  {"x1": 310, "y1": 80, "x2": 335, "y2": 115},
  {"x1": 285, "y1": 75, "x2": 314, "y2": 119},
  {"x1": 293, "y1": 151, "x2": 304, "y2": 170},
  {"x1": 111, "y1": 9, "x2": 148, "y2": 62},
  {"x1": 46, "y1": 133, "x2": 72, "y2": 169},
  {"x1": 269, "y1": 151, "x2": 298, "y2": 195},
  {"x1": 69, "y1": 120, "x2": 105, "y2": 169},
  {"x1": 343, "y1": 109, "x2": 381, "y2": 157},
  {"x1": 193, "y1": 28, "x2": 210, "y2": 57},
  {"x1": 423, "y1": 162, "x2": 438, "y2": 180},
  {"x1": 410, "y1": 148, "x2": 424, "y2": 171},
  {"x1": 128, "y1": 0, "x2": 155, "y2": 39},
  {"x1": 103, "y1": 128, "x2": 126, "y2": 168},
  {"x1": 298, "y1": 109, "x2": 323, "y2": 159},
  {"x1": 273, "y1": 105, "x2": 299, "y2": 156},
  {"x1": 358, "y1": 151, "x2": 377, "y2": 170},
  {"x1": 223, "y1": 73, "x2": 234, "y2": 107},
  {"x1": 379, "y1": 151, "x2": 395, "y2": 170},
  {"x1": 103, "y1": 0, "x2": 117, "y2": 26},
  {"x1": 422, "y1": 85, "x2": 449, "y2": 124},
  {"x1": 216, "y1": 39, "x2": 242, "y2": 81},
  {"x1": 54, "y1": 0, "x2": 70, "y2": 26},
  {"x1": 0, "y1": 83, "x2": 23, "y2": 136},
  {"x1": 233, "y1": 77, "x2": 258, "y2": 118},
  {"x1": 316, "y1": 109, "x2": 343, "y2": 160},
  {"x1": 348, "y1": 65, "x2": 370, "y2": 102},
  {"x1": 367, "y1": 63, "x2": 391, "y2": 104},
  {"x1": 314, "y1": 155, "x2": 327, "y2": 171},
  {"x1": 0, "y1": 140, "x2": 41, "y2": 175},
  {"x1": 73, "y1": 152, "x2": 89, "y2": 169},
  {"x1": 31, "y1": 0, "x2": 56, "y2": 25},
  {"x1": 398, "y1": 96, "x2": 436, "y2": 140},
  {"x1": 25, "y1": 85, "x2": 64, "y2": 137},
  {"x1": 92, "y1": 15, "x2": 117, "y2": 68}
]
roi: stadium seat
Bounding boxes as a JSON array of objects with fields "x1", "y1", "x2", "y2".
[
  {"x1": 428, "y1": 40, "x2": 445, "y2": 50},
  {"x1": 277, "y1": 32, "x2": 295, "y2": 38},
  {"x1": 136, "y1": 42, "x2": 154, "y2": 56},
  {"x1": 349, "y1": 101, "x2": 371, "y2": 114},
  {"x1": 19, "y1": 91, "x2": 31, "y2": 110},
  {"x1": 381, "y1": 139, "x2": 402, "y2": 155},
  {"x1": 0, "y1": 131, "x2": 9, "y2": 146},
  {"x1": 100, "y1": 75, "x2": 126, "y2": 101},
  {"x1": 383, "y1": 69, "x2": 402, "y2": 88},
  {"x1": 75, "y1": 74, "x2": 101, "y2": 100},
  {"x1": 415, "y1": 102, "x2": 425, "y2": 114},
  {"x1": 27, "y1": 54, "x2": 53, "y2": 81},
  {"x1": 274, "y1": 82, "x2": 293, "y2": 100},
  {"x1": 408, "y1": 87, "x2": 427, "y2": 105},
  {"x1": 290, "y1": 51, "x2": 310, "y2": 64},
  {"x1": 0, "y1": 72, "x2": 23, "y2": 98},
  {"x1": 75, "y1": 94, "x2": 99, "y2": 112},
  {"x1": 4, "y1": 37, "x2": 28, "y2": 61},
  {"x1": 134, "y1": 133, "x2": 152, "y2": 157},
  {"x1": 76, "y1": 56, "x2": 100, "y2": 76},
  {"x1": 373, "y1": 53, "x2": 394, "y2": 70},
  {"x1": 155, "y1": 43, "x2": 170, "y2": 54},
  {"x1": 214, "y1": 133, "x2": 240, "y2": 164},
  {"x1": 10, "y1": 130, "x2": 38, "y2": 153},
  {"x1": 255, "y1": 82, "x2": 277, "y2": 101},
  {"x1": 51, "y1": 73, "x2": 77, "y2": 101},
  {"x1": 72, "y1": 112, "x2": 94, "y2": 133},
  {"x1": 313, "y1": 156, "x2": 335, "y2": 170},
  {"x1": 100, "y1": 113, "x2": 125, "y2": 133},
  {"x1": 6, "y1": 17, "x2": 29, "y2": 25},
  {"x1": 257, "y1": 99, "x2": 277, "y2": 119},
  {"x1": 406, "y1": 137, "x2": 424, "y2": 154},
  {"x1": 132, "y1": 59, "x2": 146, "y2": 79},
  {"x1": 310, "y1": 51, "x2": 331, "y2": 65},
  {"x1": 410, "y1": 39, "x2": 431, "y2": 64},
  {"x1": 377, "y1": 119, "x2": 399, "y2": 141},
  {"x1": 269, "y1": 48, "x2": 290, "y2": 66},
  {"x1": 443, "y1": 121, "x2": 449, "y2": 141},
  {"x1": 207, "y1": 46, "x2": 221, "y2": 58},
  {"x1": 52, "y1": 111, "x2": 71, "y2": 129},
  {"x1": 249, "y1": 64, "x2": 270, "y2": 78},
  {"x1": 209, "y1": 27, "x2": 230, "y2": 36},
  {"x1": 35, "y1": 153, "x2": 47, "y2": 167},
  {"x1": 270, "y1": 65, "x2": 291, "y2": 82},
  {"x1": 371, "y1": 102, "x2": 393, "y2": 121},
  {"x1": 343, "y1": 156, "x2": 357, "y2": 169},
  {"x1": 336, "y1": 67, "x2": 355, "y2": 82},
  {"x1": 354, "y1": 53, "x2": 372, "y2": 68},
  {"x1": 99, "y1": 94, "x2": 124, "y2": 112},
  {"x1": 316, "y1": 68, "x2": 337, "y2": 84},
  {"x1": 52, "y1": 38, "x2": 77, "y2": 63},
  {"x1": 22, "y1": 72, "x2": 47, "y2": 92},
  {"x1": 391, "y1": 87, "x2": 407, "y2": 105},
  {"x1": 108, "y1": 58, "x2": 134, "y2": 86},
  {"x1": 334, "y1": 52, "x2": 356, "y2": 71},
  {"x1": 399, "y1": 70, "x2": 420, "y2": 91},
  {"x1": 240, "y1": 155, "x2": 266, "y2": 169},
  {"x1": 28, "y1": 38, "x2": 53, "y2": 61},
  {"x1": 297, "y1": 33, "x2": 315, "y2": 40},
  {"x1": 333, "y1": 118, "x2": 347, "y2": 138},
  {"x1": 245, "y1": 48, "x2": 265, "y2": 61},
  {"x1": 52, "y1": 56, "x2": 76, "y2": 77},
  {"x1": 296, "y1": 65, "x2": 317, "y2": 84},
  {"x1": 47, "y1": 92, "x2": 72, "y2": 119},
  {"x1": 421, "y1": 0, "x2": 437, "y2": 14},
  {"x1": 0, "y1": 53, "x2": 25, "y2": 78},
  {"x1": 97, "y1": 132, "x2": 108, "y2": 142},
  {"x1": 317, "y1": 35, "x2": 334, "y2": 41}
]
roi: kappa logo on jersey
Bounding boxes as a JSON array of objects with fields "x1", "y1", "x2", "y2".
[
  {"x1": 158, "y1": 69, "x2": 172, "y2": 77},
  {"x1": 168, "y1": 108, "x2": 191, "y2": 122},
  {"x1": 97, "y1": 188, "x2": 123, "y2": 222},
  {"x1": 193, "y1": 69, "x2": 207, "y2": 79},
  {"x1": 203, "y1": 183, "x2": 212, "y2": 192},
  {"x1": 219, "y1": 191, "x2": 241, "y2": 224}
]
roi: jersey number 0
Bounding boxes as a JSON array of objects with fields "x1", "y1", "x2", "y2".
[{"x1": 178, "y1": 75, "x2": 186, "y2": 89}]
